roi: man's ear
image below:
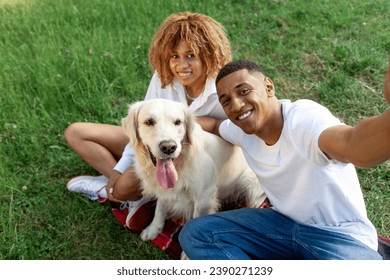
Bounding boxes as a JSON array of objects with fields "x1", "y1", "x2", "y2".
[{"x1": 265, "y1": 77, "x2": 275, "y2": 97}]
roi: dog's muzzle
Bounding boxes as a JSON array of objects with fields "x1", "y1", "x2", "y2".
[
  {"x1": 147, "y1": 145, "x2": 157, "y2": 166},
  {"x1": 146, "y1": 143, "x2": 179, "y2": 189},
  {"x1": 146, "y1": 140, "x2": 178, "y2": 167}
]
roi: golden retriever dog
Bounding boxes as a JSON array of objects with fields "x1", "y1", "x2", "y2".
[{"x1": 122, "y1": 99, "x2": 266, "y2": 242}]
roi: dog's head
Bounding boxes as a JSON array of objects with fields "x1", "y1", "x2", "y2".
[{"x1": 122, "y1": 99, "x2": 195, "y2": 189}]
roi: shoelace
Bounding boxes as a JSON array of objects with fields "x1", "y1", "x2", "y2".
[
  {"x1": 120, "y1": 200, "x2": 142, "y2": 216},
  {"x1": 119, "y1": 201, "x2": 129, "y2": 210}
]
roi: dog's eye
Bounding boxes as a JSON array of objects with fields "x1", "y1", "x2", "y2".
[
  {"x1": 174, "y1": 119, "x2": 181, "y2": 126},
  {"x1": 145, "y1": 118, "x2": 155, "y2": 126}
]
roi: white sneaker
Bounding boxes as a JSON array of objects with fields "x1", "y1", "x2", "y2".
[{"x1": 67, "y1": 175, "x2": 108, "y2": 201}]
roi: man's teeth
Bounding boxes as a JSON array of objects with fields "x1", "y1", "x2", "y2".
[{"x1": 238, "y1": 110, "x2": 252, "y2": 120}]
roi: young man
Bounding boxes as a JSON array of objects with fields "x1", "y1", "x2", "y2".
[{"x1": 179, "y1": 59, "x2": 390, "y2": 260}]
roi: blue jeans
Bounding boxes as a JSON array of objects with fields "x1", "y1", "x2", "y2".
[{"x1": 179, "y1": 208, "x2": 382, "y2": 260}]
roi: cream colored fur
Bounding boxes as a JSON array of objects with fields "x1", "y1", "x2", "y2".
[{"x1": 122, "y1": 99, "x2": 266, "y2": 241}]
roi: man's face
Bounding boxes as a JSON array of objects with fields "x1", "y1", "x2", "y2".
[{"x1": 217, "y1": 69, "x2": 275, "y2": 136}]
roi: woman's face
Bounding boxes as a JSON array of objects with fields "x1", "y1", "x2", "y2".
[{"x1": 169, "y1": 40, "x2": 206, "y2": 88}]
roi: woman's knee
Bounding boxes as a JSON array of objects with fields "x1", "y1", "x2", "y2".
[{"x1": 64, "y1": 122, "x2": 84, "y2": 147}]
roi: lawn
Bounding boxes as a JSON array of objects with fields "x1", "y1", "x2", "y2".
[{"x1": 0, "y1": 0, "x2": 389, "y2": 259}]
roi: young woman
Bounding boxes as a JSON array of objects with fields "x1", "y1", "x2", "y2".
[{"x1": 65, "y1": 12, "x2": 232, "y2": 232}]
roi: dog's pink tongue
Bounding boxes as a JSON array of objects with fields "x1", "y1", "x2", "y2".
[{"x1": 156, "y1": 159, "x2": 178, "y2": 189}]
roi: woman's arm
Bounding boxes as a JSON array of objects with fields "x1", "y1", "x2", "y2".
[{"x1": 196, "y1": 116, "x2": 224, "y2": 136}]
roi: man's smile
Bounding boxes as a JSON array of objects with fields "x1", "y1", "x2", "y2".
[{"x1": 237, "y1": 110, "x2": 253, "y2": 121}]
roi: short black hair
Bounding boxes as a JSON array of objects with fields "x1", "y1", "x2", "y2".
[{"x1": 216, "y1": 60, "x2": 266, "y2": 85}]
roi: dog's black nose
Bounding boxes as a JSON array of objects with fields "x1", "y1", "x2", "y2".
[{"x1": 159, "y1": 140, "x2": 177, "y2": 155}]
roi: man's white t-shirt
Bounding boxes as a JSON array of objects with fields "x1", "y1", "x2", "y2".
[
  {"x1": 114, "y1": 72, "x2": 226, "y2": 173},
  {"x1": 219, "y1": 99, "x2": 378, "y2": 250}
]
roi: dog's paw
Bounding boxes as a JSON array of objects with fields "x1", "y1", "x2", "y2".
[{"x1": 140, "y1": 225, "x2": 162, "y2": 241}]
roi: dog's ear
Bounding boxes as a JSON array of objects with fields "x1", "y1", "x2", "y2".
[
  {"x1": 122, "y1": 101, "x2": 143, "y2": 147},
  {"x1": 183, "y1": 105, "x2": 195, "y2": 145}
]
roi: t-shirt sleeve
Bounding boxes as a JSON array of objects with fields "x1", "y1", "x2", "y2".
[
  {"x1": 219, "y1": 119, "x2": 242, "y2": 146},
  {"x1": 144, "y1": 72, "x2": 160, "y2": 101},
  {"x1": 287, "y1": 100, "x2": 343, "y2": 165}
]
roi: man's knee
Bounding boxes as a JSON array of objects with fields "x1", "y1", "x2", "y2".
[
  {"x1": 179, "y1": 216, "x2": 214, "y2": 249},
  {"x1": 179, "y1": 219, "x2": 196, "y2": 252}
]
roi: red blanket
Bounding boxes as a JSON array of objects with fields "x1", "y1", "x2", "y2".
[{"x1": 110, "y1": 199, "x2": 271, "y2": 259}]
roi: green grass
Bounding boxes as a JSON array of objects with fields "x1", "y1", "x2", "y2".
[{"x1": 0, "y1": 0, "x2": 389, "y2": 259}]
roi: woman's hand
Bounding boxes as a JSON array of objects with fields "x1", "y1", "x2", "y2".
[{"x1": 106, "y1": 170, "x2": 124, "y2": 203}]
